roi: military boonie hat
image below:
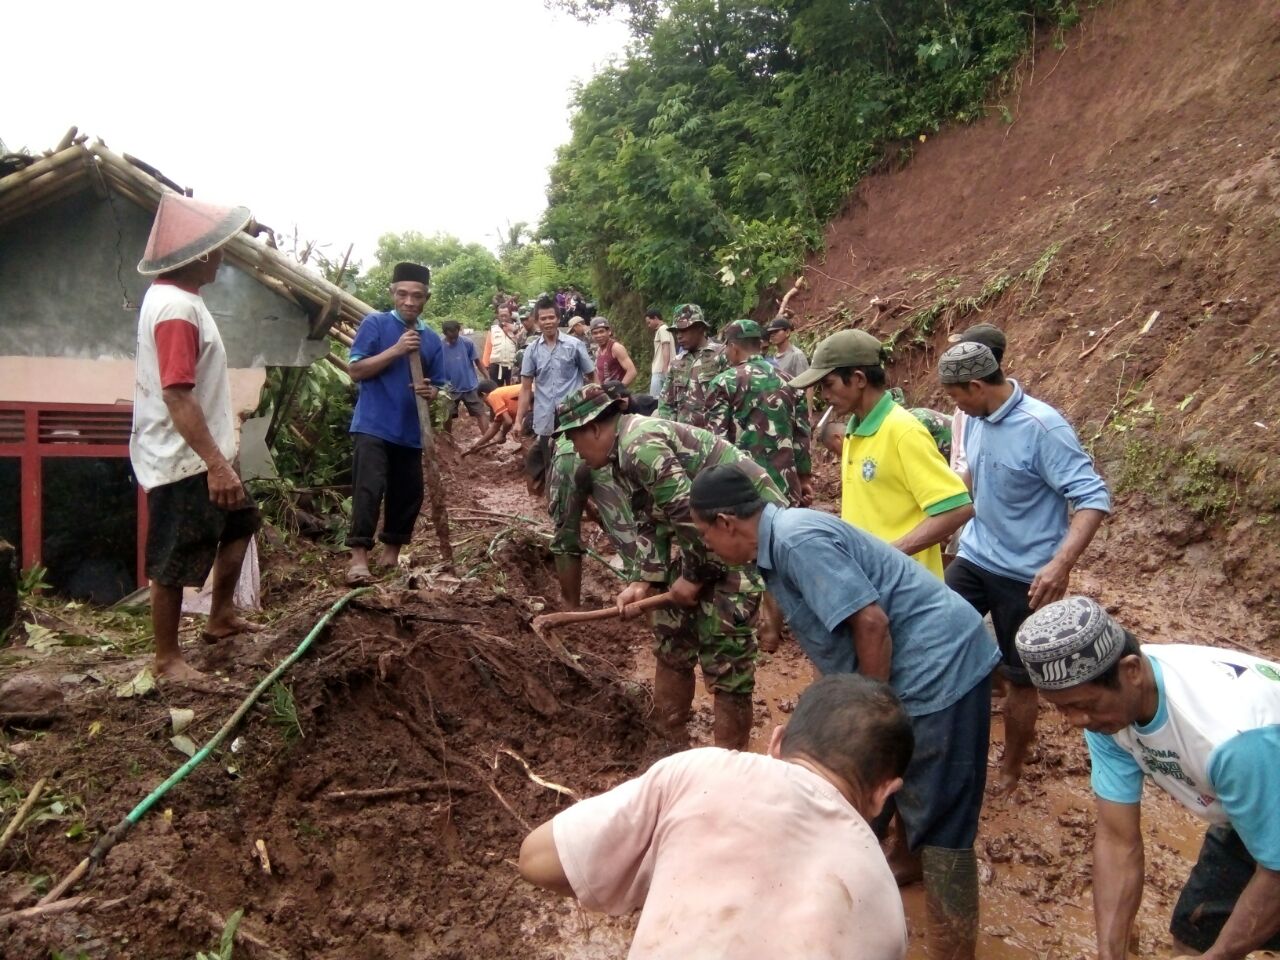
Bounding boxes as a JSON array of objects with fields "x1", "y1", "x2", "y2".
[
  {"x1": 669, "y1": 303, "x2": 709, "y2": 331},
  {"x1": 788, "y1": 329, "x2": 883, "y2": 389},
  {"x1": 553, "y1": 384, "x2": 621, "y2": 435},
  {"x1": 722, "y1": 319, "x2": 764, "y2": 342}
]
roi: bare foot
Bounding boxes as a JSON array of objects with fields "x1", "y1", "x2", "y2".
[
  {"x1": 988, "y1": 767, "x2": 1021, "y2": 799},
  {"x1": 888, "y1": 849, "x2": 923, "y2": 887},
  {"x1": 374, "y1": 546, "x2": 400, "y2": 568},
  {"x1": 202, "y1": 616, "x2": 264, "y2": 642},
  {"x1": 154, "y1": 657, "x2": 207, "y2": 683}
]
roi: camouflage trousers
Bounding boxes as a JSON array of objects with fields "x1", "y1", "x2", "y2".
[{"x1": 652, "y1": 566, "x2": 763, "y2": 696}]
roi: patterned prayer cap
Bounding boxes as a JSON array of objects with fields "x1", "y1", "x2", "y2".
[
  {"x1": 1015, "y1": 596, "x2": 1128, "y2": 690},
  {"x1": 938, "y1": 342, "x2": 999, "y2": 384}
]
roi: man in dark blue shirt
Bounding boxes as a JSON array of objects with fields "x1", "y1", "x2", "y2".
[
  {"x1": 689, "y1": 462, "x2": 999, "y2": 960},
  {"x1": 344, "y1": 262, "x2": 445, "y2": 585},
  {"x1": 440, "y1": 319, "x2": 491, "y2": 436}
]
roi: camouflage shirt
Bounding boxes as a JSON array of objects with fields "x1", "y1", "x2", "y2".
[
  {"x1": 606, "y1": 415, "x2": 785, "y2": 583},
  {"x1": 547, "y1": 436, "x2": 662, "y2": 581},
  {"x1": 704, "y1": 355, "x2": 812, "y2": 504},
  {"x1": 657, "y1": 342, "x2": 726, "y2": 426}
]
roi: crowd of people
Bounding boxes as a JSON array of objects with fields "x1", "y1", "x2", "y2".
[{"x1": 127, "y1": 212, "x2": 1280, "y2": 960}]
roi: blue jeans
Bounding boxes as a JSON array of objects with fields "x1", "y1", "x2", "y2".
[{"x1": 649, "y1": 372, "x2": 667, "y2": 397}]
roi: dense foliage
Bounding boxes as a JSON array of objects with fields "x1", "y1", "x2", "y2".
[
  {"x1": 352, "y1": 227, "x2": 591, "y2": 331},
  {"x1": 542, "y1": 0, "x2": 1083, "y2": 329}
]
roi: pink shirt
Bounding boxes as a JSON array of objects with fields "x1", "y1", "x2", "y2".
[{"x1": 552, "y1": 748, "x2": 906, "y2": 960}]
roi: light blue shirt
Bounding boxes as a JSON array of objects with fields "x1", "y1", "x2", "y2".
[
  {"x1": 520, "y1": 333, "x2": 594, "y2": 436},
  {"x1": 756, "y1": 503, "x2": 999, "y2": 716},
  {"x1": 959, "y1": 379, "x2": 1110, "y2": 582}
]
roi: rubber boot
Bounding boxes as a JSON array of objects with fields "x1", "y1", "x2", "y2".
[
  {"x1": 757, "y1": 592, "x2": 782, "y2": 653},
  {"x1": 554, "y1": 555, "x2": 582, "y2": 610},
  {"x1": 921, "y1": 846, "x2": 979, "y2": 960},
  {"x1": 652, "y1": 662, "x2": 696, "y2": 738},
  {"x1": 712, "y1": 692, "x2": 753, "y2": 751}
]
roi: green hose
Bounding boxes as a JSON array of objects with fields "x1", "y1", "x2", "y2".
[{"x1": 38, "y1": 586, "x2": 371, "y2": 905}]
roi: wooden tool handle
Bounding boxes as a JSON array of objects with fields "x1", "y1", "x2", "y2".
[{"x1": 534, "y1": 591, "x2": 672, "y2": 628}]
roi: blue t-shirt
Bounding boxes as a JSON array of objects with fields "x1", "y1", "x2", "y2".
[
  {"x1": 1084, "y1": 644, "x2": 1280, "y2": 870},
  {"x1": 348, "y1": 310, "x2": 446, "y2": 449},
  {"x1": 520, "y1": 333, "x2": 594, "y2": 436},
  {"x1": 757, "y1": 503, "x2": 999, "y2": 716},
  {"x1": 441, "y1": 336, "x2": 480, "y2": 394},
  {"x1": 959, "y1": 380, "x2": 1111, "y2": 582}
]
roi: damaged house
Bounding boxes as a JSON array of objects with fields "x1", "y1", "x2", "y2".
[{"x1": 0, "y1": 130, "x2": 366, "y2": 603}]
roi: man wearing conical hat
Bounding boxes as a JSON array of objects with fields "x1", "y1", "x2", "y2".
[{"x1": 131, "y1": 193, "x2": 262, "y2": 682}]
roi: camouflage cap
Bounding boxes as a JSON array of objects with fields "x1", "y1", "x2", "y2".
[
  {"x1": 722, "y1": 319, "x2": 764, "y2": 342},
  {"x1": 553, "y1": 384, "x2": 621, "y2": 435},
  {"x1": 669, "y1": 303, "x2": 709, "y2": 331},
  {"x1": 789, "y1": 329, "x2": 883, "y2": 389}
]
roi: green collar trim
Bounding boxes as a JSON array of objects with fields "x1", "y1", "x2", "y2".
[{"x1": 845, "y1": 391, "x2": 895, "y2": 437}]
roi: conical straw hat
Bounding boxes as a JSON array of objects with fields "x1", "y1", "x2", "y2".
[{"x1": 137, "y1": 192, "x2": 251, "y2": 276}]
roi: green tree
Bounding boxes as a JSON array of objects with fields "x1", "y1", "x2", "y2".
[{"x1": 542, "y1": 0, "x2": 1081, "y2": 328}]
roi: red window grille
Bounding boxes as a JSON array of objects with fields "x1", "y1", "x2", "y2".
[{"x1": 0, "y1": 402, "x2": 147, "y2": 598}]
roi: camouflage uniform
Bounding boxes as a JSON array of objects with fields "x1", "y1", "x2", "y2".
[
  {"x1": 656, "y1": 303, "x2": 726, "y2": 427},
  {"x1": 546, "y1": 435, "x2": 665, "y2": 581},
  {"x1": 705, "y1": 352, "x2": 812, "y2": 505},
  {"x1": 609, "y1": 414, "x2": 785, "y2": 695},
  {"x1": 889, "y1": 387, "x2": 952, "y2": 462}
]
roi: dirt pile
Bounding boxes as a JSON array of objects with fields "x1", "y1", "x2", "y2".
[
  {"x1": 1, "y1": 530, "x2": 665, "y2": 959},
  {"x1": 788, "y1": 0, "x2": 1280, "y2": 647}
]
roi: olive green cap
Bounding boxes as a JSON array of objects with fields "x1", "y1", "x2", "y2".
[{"x1": 788, "y1": 329, "x2": 883, "y2": 389}]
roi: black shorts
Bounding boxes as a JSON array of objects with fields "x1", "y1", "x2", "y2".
[
  {"x1": 448, "y1": 389, "x2": 487, "y2": 418},
  {"x1": 872, "y1": 673, "x2": 992, "y2": 850},
  {"x1": 945, "y1": 556, "x2": 1034, "y2": 685},
  {"x1": 145, "y1": 472, "x2": 259, "y2": 587},
  {"x1": 1171, "y1": 824, "x2": 1280, "y2": 952}
]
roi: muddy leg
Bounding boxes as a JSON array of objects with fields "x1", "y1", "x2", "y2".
[
  {"x1": 922, "y1": 846, "x2": 978, "y2": 960},
  {"x1": 757, "y1": 591, "x2": 782, "y2": 653},
  {"x1": 652, "y1": 661, "x2": 695, "y2": 736},
  {"x1": 996, "y1": 684, "x2": 1038, "y2": 794},
  {"x1": 152, "y1": 582, "x2": 203, "y2": 681},
  {"x1": 712, "y1": 692, "x2": 753, "y2": 751},
  {"x1": 886, "y1": 814, "x2": 923, "y2": 887},
  {"x1": 554, "y1": 555, "x2": 582, "y2": 609}
]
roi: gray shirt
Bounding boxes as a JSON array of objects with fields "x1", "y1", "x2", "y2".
[
  {"x1": 774, "y1": 344, "x2": 809, "y2": 380},
  {"x1": 521, "y1": 333, "x2": 594, "y2": 436}
]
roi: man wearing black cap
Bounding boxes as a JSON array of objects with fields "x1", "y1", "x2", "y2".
[
  {"x1": 689, "y1": 462, "x2": 1000, "y2": 960},
  {"x1": 765, "y1": 316, "x2": 810, "y2": 380},
  {"x1": 1016, "y1": 598, "x2": 1280, "y2": 960},
  {"x1": 940, "y1": 341, "x2": 1110, "y2": 795},
  {"x1": 343, "y1": 262, "x2": 446, "y2": 585}
]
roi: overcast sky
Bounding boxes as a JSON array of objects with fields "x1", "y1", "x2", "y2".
[{"x1": 4, "y1": 0, "x2": 630, "y2": 268}]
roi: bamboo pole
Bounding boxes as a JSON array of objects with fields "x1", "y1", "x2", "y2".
[
  {"x1": 0, "y1": 777, "x2": 47, "y2": 859},
  {"x1": 0, "y1": 144, "x2": 87, "y2": 195},
  {"x1": 409, "y1": 351, "x2": 455, "y2": 570}
]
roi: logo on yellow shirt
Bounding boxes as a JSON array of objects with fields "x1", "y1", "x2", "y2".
[{"x1": 861, "y1": 457, "x2": 877, "y2": 482}]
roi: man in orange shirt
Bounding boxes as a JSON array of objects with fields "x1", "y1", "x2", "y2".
[{"x1": 464, "y1": 380, "x2": 522, "y2": 455}]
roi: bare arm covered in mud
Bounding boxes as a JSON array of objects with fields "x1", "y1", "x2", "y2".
[{"x1": 1093, "y1": 798, "x2": 1145, "y2": 960}]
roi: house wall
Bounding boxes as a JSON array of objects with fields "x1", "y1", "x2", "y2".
[
  {"x1": 0, "y1": 189, "x2": 327, "y2": 368},
  {"x1": 0, "y1": 358, "x2": 267, "y2": 414}
]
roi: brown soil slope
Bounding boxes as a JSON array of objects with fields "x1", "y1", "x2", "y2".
[{"x1": 791, "y1": 0, "x2": 1280, "y2": 648}]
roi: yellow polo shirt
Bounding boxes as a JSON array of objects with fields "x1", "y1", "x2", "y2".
[{"x1": 841, "y1": 392, "x2": 972, "y2": 578}]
